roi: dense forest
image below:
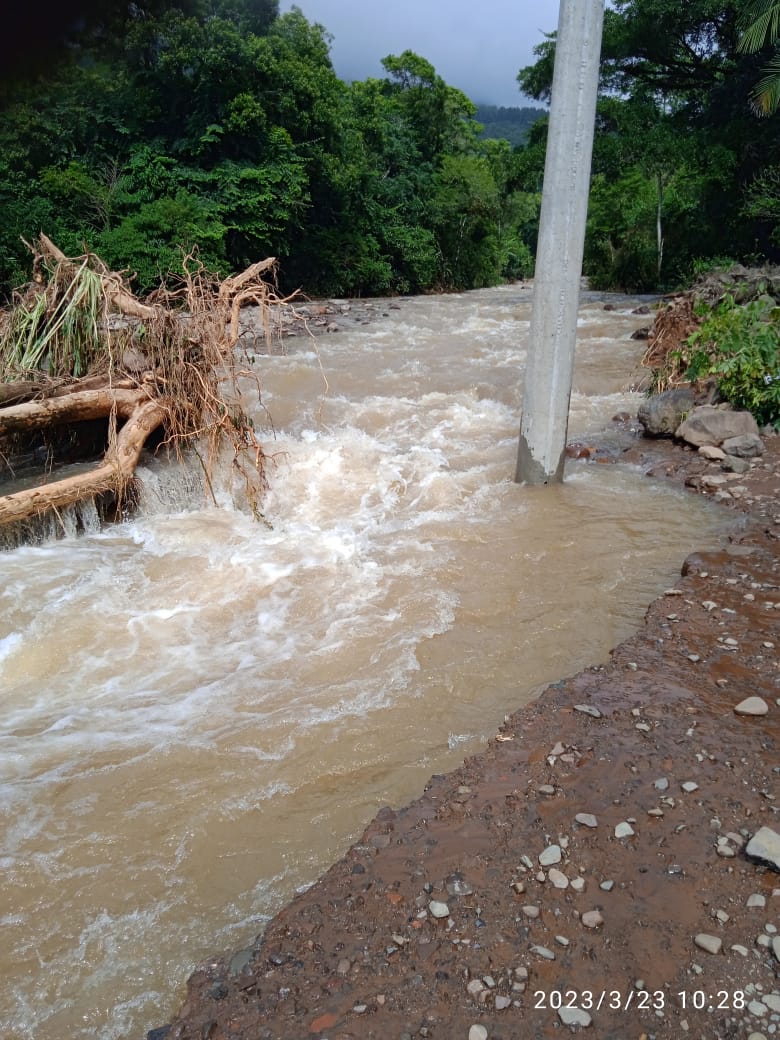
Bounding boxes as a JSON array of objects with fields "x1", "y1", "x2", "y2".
[
  {"x1": 1, "y1": 0, "x2": 779, "y2": 298},
  {"x1": 475, "y1": 105, "x2": 545, "y2": 147}
]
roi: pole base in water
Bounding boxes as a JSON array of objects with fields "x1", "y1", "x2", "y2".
[{"x1": 515, "y1": 433, "x2": 566, "y2": 486}]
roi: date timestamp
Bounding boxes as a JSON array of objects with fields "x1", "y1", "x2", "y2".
[{"x1": 533, "y1": 989, "x2": 747, "y2": 1012}]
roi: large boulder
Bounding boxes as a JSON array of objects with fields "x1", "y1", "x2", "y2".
[
  {"x1": 675, "y1": 405, "x2": 760, "y2": 448},
  {"x1": 722, "y1": 433, "x2": 764, "y2": 458},
  {"x1": 637, "y1": 388, "x2": 695, "y2": 437}
]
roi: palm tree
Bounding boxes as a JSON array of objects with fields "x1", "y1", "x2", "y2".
[{"x1": 739, "y1": 0, "x2": 780, "y2": 115}]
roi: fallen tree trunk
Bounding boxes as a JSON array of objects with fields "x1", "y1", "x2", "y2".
[
  {"x1": 0, "y1": 387, "x2": 151, "y2": 433},
  {"x1": 1, "y1": 237, "x2": 284, "y2": 534},
  {"x1": 0, "y1": 398, "x2": 166, "y2": 526}
]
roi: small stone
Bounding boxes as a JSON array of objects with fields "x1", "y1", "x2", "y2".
[
  {"x1": 537, "y1": 784, "x2": 556, "y2": 796},
  {"x1": 654, "y1": 777, "x2": 669, "y2": 791},
  {"x1": 548, "y1": 868, "x2": 569, "y2": 889},
  {"x1": 734, "y1": 696, "x2": 769, "y2": 716},
  {"x1": 570, "y1": 877, "x2": 586, "y2": 892},
  {"x1": 575, "y1": 813, "x2": 598, "y2": 828},
  {"x1": 748, "y1": 1000, "x2": 768, "y2": 1017},
  {"x1": 648, "y1": 808, "x2": 664, "y2": 817},
  {"x1": 522, "y1": 905, "x2": 540, "y2": 918},
  {"x1": 550, "y1": 742, "x2": 566, "y2": 756},
  {"x1": 558, "y1": 1007, "x2": 592, "y2": 1028},
  {"x1": 714, "y1": 909, "x2": 730, "y2": 924},
  {"x1": 467, "y1": 979, "x2": 485, "y2": 996},
  {"x1": 574, "y1": 704, "x2": 602, "y2": 718},
  {"x1": 581, "y1": 910, "x2": 604, "y2": 929},
  {"x1": 446, "y1": 874, "x2": 474, "y2": 897},
  {"x1": 615, "y1": 821, "x2": 635, "y2": 839},
  {"x1": 469, "y1": 1026, "x2": 488, "y2": 1040},
  {"x1": 599, "y1": 880, "x2": 614, "y2": 892},
  {"x1": 495, "y1": 996, "x2": 511, "y2": 1010},
  {"x1": 699, "y1": 445, "x2": 726, "y2": 460},
  {"x1": 428, "y1": 901, "x2": 450, "y2": 918},
  {"x1": 555, "y1": 935, "x2": 570, "y2": 946},
  {"x1": 730, "y1": 944, "x2": 749, "y2": 956},
  {"x1": 539, "y1": 844, "x2": 562, "y2": 866},
  {"x1": 694, "y1": 933, "x2": 722, "y2": 954},
  {"x1": 531, "y1": 945, "x2": 555, "y2": 960},
  {"x1": 681, "y1": 781, "x2": 699, "y2": 793},
  {"x1": 747, "y1": 894, "x2": 767, "y2": 909},
  {"x1": 745, "y1": 826, "x2": 780, "y2": 870},
  {"x1": 687, "y1": 654, "x2": 701, "y2": 663}
]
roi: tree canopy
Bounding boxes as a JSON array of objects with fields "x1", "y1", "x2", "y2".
[
  {"x1": 0, "y1": 1, "x2": 538, "y2": 299},
  {"x1": 518, "y1": 0, "x2": 780, "y2": 291}
]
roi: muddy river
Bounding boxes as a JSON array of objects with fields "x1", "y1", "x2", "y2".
[{"x1": 0, "y1": 285, "x2": 729, "y2": 1039}]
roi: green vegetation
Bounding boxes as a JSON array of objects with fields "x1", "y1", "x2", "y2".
[
  {"x1": 519, "y1": 0, "x2": 780, "y2": 293},
  {"x1": 475, "y1": 105, "x2": 545, "y2": 147},
  {"x1": 0, "y1": 3, "x2": 538, "y2": 299},
  {"x1": 3, "y1": 0, "x2": 780, "y2": 306},
  {"x1": 674, "y1": 293, "x2": 780, "y2": 425}
]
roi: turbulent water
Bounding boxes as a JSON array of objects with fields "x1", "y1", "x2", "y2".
[{"x1": 0, "y1": 285, "x2": 729, "y2": 1040}]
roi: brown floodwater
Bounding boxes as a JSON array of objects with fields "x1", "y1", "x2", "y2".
[{"x1": 0, "y1": 285, "x2": 730, "y2": 1040}]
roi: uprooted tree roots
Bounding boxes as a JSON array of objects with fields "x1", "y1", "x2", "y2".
[{"x1": 0, "y1": 236, "x2": 291, "y2": 531}]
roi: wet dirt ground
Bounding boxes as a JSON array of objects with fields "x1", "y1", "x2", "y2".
[{"x1": 156, "y1": 432, "x2": 780, "y2": 1040}]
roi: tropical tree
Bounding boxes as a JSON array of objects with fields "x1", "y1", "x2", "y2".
[{"x1": 738, "y1": 0, "x2": 780, "y2": 113}]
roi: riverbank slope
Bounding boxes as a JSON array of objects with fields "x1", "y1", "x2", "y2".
[{"x1": 158, "y1": 434, "x2": 780, "y2": 1040}]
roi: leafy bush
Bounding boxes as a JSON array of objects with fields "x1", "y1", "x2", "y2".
[{"x1": 679, "y1": 295, "x2": 780, "y2": 426}]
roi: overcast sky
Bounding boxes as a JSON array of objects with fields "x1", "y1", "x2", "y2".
[{"x1": 279, "y1": 1, "x2": 561, "y2": 107}]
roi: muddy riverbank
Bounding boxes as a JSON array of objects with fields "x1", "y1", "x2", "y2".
[{"x1": 157, "y1": 431, "x2": 780, "y2": 1040}]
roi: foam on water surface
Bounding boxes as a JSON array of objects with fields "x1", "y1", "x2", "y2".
[{"x1": 0, "y1": 288, "x2": 730, "y2": 1040}]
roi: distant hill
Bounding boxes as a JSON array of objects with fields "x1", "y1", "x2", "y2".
[{"x1": 475, "y1": 105, "x2": 545, "y2": 147}]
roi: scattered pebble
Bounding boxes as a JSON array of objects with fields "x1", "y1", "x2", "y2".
[
  {"x1": 694, "y1": 933, "x2": 722, "y2": 955},
  {"x1": 745, "y1": 827, "x2": 780, "y2": 870},
  {"x1": 531, "y1": 945, "x2": 555, "y2": 960},
  {"x1": 575, "y1": 813, "x2": 598, "y2": 828},
  {"x1": 681, "y1": 781, "x2": 699, "y2": 793},
  {"x1": 574, "y1": 704, "x2": 602, "y2": 719},
  {"x1": 581, "y1": 910, "x2": 604, "y2": 929},
  {"x1": 614, "y1": 821, "x2": 635, "y2": 839},
  {"x1": 734, "y1": 696, "x2": 770, "y2": 716},
  {"x1": 429, "y1": 901, "x2": 450, "y2": 919},
  {"x1": 558, "y1": 1007, "x2": 592, "y2": 1028},
  {"x1": 548, "y1": 868, "x2": 569, "y2": 889},
  {"x1": 469, "y1": 1026, "x2": 488, "y2": 1040},
  {"x1": 522, "y1": 905, "x2": 540, "y2": 919},
  {"x1": 539, "y1": 844, "x2": 562, "y2": 867}
]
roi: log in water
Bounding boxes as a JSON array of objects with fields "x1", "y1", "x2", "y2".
[{"x1": 0, "y1": 286, "x2": 729, "y2": 1040}]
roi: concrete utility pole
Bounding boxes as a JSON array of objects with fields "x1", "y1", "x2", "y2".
[{"x1": 515, "y1": 0, "x2": 604, "y2": 484}]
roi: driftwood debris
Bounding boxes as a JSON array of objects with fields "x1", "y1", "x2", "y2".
[{"x1": 0, "y1": 237, "x2": 286, "y2": 531}]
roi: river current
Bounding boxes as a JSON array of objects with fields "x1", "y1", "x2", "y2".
[{"x1": 0, "y1": 285, "x2": 728, "y2": 1039}]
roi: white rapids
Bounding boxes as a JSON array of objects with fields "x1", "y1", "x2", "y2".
[{"x1": 0, "y1": 285, "x2": 728, "y2": 1040}]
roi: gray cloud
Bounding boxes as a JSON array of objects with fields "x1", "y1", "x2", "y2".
[{"x1": 279, "y1": 0, "x2": 560, "y2": 107}]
